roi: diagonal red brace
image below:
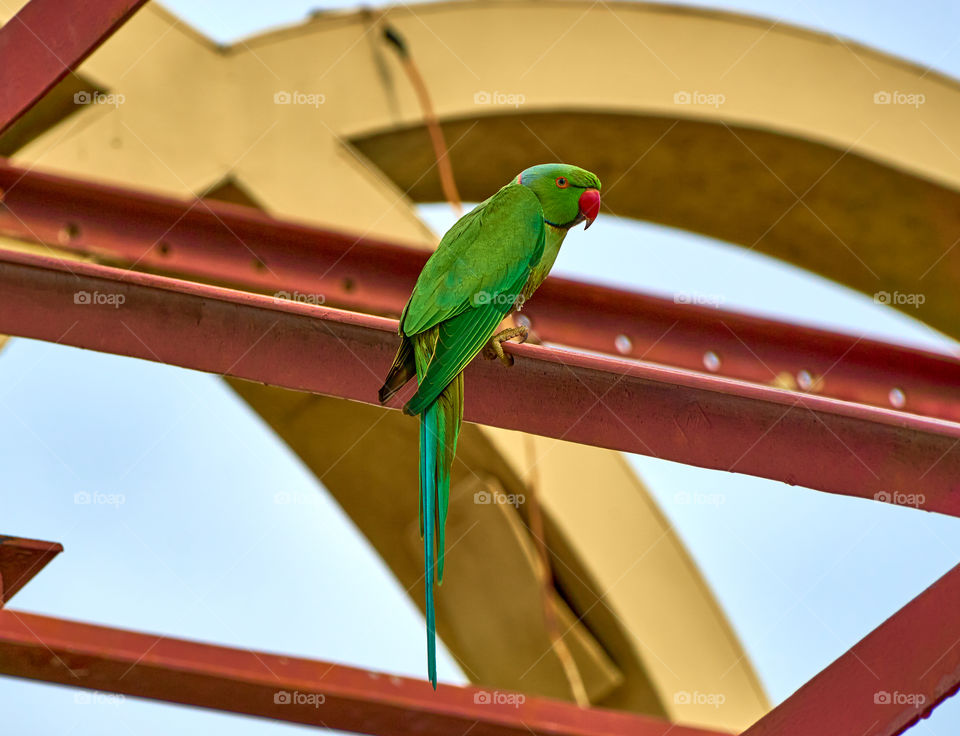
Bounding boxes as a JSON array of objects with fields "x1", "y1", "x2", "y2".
[
  {"x1": 0, "y1": 536, "x2": 63, "y2": 607},
  {"x1": 742, "y1": 562, "x2": 960, "y2": 736},
  {"x1": 0, "y1": 0, "x2": 149, "y2": 134},
  {"x1": 0, "y1": 610, "x2": 725, "y2": 736}
]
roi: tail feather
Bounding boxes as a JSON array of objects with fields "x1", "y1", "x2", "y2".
[
  {"x1": 435, "y1": 371, "x2": 463, "y2": 582},
  {"x1": 421, "y1": 403, "x2": 439, "y2": 688},
  {"x1": 414, "y1": 332, "x2": 463, "y2": 689},
  {"x1": 379, "y1": 335, "x2": 417, "y2": 404}
]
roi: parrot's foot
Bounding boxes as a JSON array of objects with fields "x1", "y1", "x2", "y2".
[{"x1": 484, "y1": 326, "x2": 528, "y2": 367}]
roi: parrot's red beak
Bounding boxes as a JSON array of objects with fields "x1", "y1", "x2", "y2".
[{"x1": 579, "y1": 188, "x2": 600, "y2": 229}]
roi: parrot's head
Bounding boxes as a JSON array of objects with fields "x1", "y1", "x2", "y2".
[{"x1": 516, "y1": 163, "x2": 601, "y2": 230}]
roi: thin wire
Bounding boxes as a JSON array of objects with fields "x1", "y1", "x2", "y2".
[
  {"x1": 525, "y1": 434, "x2": 590, "y2": 706},
  {"x1": 383, "y1": 24, "x2": 462, "y2": 215}
]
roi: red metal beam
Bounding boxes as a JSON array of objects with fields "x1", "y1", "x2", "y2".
[
  {"x1": 1, "y1": 161, "x2": 960, "y2": 422},
  {"x1": 742, "y1": 562, "x2": 960, "y2": 736},
  {"x1": 0, "y1": 0, "x2": 149, "y2": 134},
  {"x1": 1, "y1": 248, "x2": 960, "y2": 515},
  {"x1": 0, "y1": 609, "x2": 724, "y2": 736},
  {"x1": 0, "y1": 536, "x2": 62, "y2": 606}
]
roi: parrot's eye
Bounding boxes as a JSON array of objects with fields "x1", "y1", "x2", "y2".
[{"x1": 555, "y1": 177, "x2": 568, "y2": 188}]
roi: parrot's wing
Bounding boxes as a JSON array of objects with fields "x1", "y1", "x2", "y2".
[
  {"x1": 401, "y1": 185, "x2": 546, "y2": 416},
  {"x1": 401, "y1": 184, "x2": 545, "y2": 336},
  {"x1": 402, "y1": 291, "x2": 525, "y2": 416}
]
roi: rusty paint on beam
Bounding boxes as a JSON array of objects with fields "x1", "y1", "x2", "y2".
[
  {"x1": 0, "y1": 0, "x2": 149, "y2": 134},
  {"x1": 1, "y1": 249, "x2": 960, "y2": 514},
  {"x1": 1, "y1": 161, "x2": 960, "y2": 422},
  {"x1": 0, "y1": 610, "x2": 725, "y2": 736},
  {"x1": 0, "y1": 536, "x2": 63, "y2": 606}
]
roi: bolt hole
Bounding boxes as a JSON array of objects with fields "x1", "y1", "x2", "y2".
[
  {"x1": 59, "y1": 222, "x2": 81, "y2": 244},
  {"x1": 157, "y1": 241, "x2": 171, "y2": 256},
  {"x1": 889, "y1": 387, "x2": 906, "y2": 409},
  {"x1": 703, "y1": 350, "x2": 720, "y2": 372},
  {"x1": 252, "y1": 258, "x2": 267, "y2": 272},
  {"x1": 342, "y1": 277, "x2": 355, "y2": 292}
]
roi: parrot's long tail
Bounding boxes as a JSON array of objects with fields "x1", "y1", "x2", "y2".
[{"x1": 418, "y1": 369, "x2": 463, "y2": 689}]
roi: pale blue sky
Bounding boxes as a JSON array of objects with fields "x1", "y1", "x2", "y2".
[{"x1": 3, "y1": 1, "x2": 960, "y2": 734}]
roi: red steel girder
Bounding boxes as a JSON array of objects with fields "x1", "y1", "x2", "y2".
[
  {"x1": 0, "y1": 609, "x2": 724, "y2": 736},
  {"x1": 1, "y1": 247, "x2": 960, "y2": 515},
  {"x1": 0, "y1": 536, "x2": 62, "y2": 606},
  {"x1": 743, "y1": 562, "x2": 960, "y2": 736},
  {"x1": 1, "y1": 160, "x2": 960, "y2": 422},
  {"x1": 0, "y1": 0, "x2": 149, "y2": 134}
]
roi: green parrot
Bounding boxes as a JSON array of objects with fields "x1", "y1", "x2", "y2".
[{"x1": 378, "y1": 163, "x2": 601, "y2": 687}]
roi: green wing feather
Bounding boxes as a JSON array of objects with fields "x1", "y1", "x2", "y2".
[
  {"x1": 402, "y1": 184, "x2": 545, "y2": 415},
  {"x1": 401, "y1": 183, "x2": 545, "y2": 336}
]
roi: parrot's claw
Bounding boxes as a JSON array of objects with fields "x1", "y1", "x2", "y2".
[{"x1": 485, "y1": 325, "x2": 528, "y2": 367}]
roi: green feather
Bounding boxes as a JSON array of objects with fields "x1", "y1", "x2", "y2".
[{"x1": 401, "y1": 183, "x2": 545, "y2": 336}]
